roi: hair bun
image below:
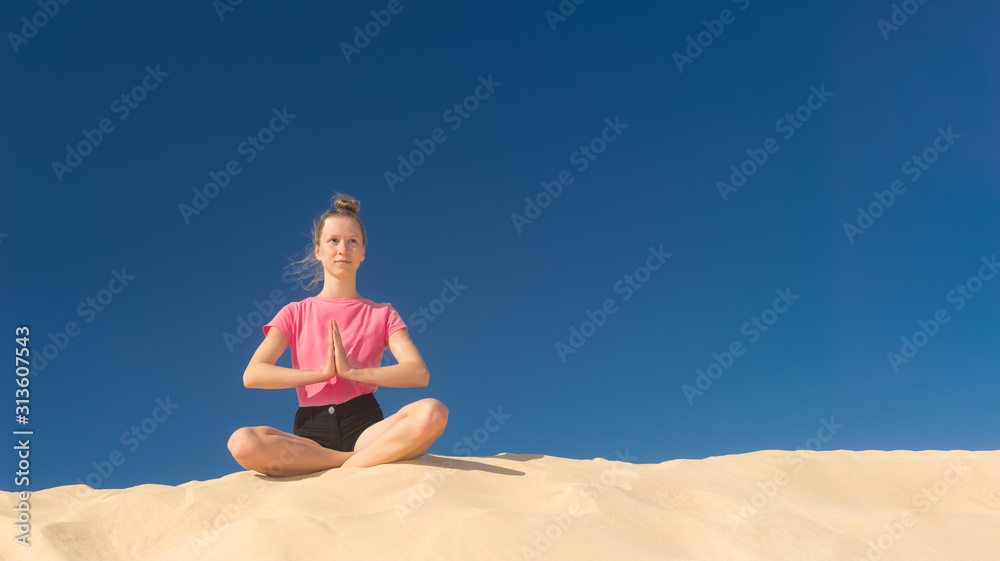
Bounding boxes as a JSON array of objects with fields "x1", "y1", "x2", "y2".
[{"x1": 333, "y1": 193, "x2": 360, "y2": 215}]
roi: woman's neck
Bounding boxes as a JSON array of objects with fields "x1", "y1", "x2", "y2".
[{"x1": 317, "y1": 276, "x2": 362, "y2": 299}]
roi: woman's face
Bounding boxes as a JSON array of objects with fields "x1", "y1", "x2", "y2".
[{"x1": 315, "y1": 217, "x2": 365, "y2": 276}]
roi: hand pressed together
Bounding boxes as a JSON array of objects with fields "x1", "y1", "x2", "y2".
[{"x1": 319, "y1": 319, "x2": 355, "y2": 381}]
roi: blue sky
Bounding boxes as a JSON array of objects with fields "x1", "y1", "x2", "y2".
[{"x1": 2, "y1": 0, "x2": 998, "y2": 492}]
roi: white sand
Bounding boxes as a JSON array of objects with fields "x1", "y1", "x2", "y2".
[{"x1": 3, "y1": 450, "x2": 999, "y2": 560}]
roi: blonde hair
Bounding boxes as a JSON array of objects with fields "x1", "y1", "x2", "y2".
[{"x1": 286, "y1": 192, "x2": 366, "y2": 291}]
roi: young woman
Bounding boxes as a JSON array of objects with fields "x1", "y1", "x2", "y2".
[{"x1": 227, "y1": 193, "x2": 448, "y2": 476}]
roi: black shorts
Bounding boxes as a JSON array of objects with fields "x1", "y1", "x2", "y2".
[{"x1": 292, "y1": 392, "x2": 384, "y2": 452}]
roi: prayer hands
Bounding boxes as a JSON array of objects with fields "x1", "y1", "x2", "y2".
[{"x1": 320, "y1": 319, "x2": 354, "y2": 381}]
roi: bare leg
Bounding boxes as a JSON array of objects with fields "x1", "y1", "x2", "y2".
[
  {"x1": 342, "y1": 398, "x2": 448, "y2": 468},
  {"x1": 227, "y1": 426, "x2": 355, "y2": 476}
]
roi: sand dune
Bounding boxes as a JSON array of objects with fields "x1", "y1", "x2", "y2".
[{"x1": 3, "y1": 450, "x2": 999, "y2": 560}]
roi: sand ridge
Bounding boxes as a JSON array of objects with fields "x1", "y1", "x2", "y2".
[{"x1": 3, "y1": 450, "x2": 1000, "y2": 561}]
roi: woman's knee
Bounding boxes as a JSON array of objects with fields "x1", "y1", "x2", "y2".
[
  {"x1": 227, "y1": 427, "x2": 264, "y2": 461},
  {"x1": 414, "y1": 398, "x2": 448, "y2": 436}
]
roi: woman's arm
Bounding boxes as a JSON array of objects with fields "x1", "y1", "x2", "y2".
[
  {"x1": 243, "y1": 327, "x2": 332, "y2": 389},
  {"x1": 341, "y1": 328, "x2": 429, "y2": 388}
]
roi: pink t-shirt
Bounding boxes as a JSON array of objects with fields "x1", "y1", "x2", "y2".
[{"x1": 263, "y1": 297, "x2": 407, "y2": 407}]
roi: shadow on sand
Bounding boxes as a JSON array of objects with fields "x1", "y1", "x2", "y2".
[{"x1": 256, "y1": 452, "x2": 546, "y2": 482}]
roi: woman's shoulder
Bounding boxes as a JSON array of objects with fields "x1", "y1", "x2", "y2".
[
  {"x1": 367, "y1": 298, "x2": 398, "y2": 310},
  {"x1": 354, "y1": 297, "x2": 399, "y2": 315},
  {"x1": 292, "y1": 296, "x2": 395, "y2": 309}
]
